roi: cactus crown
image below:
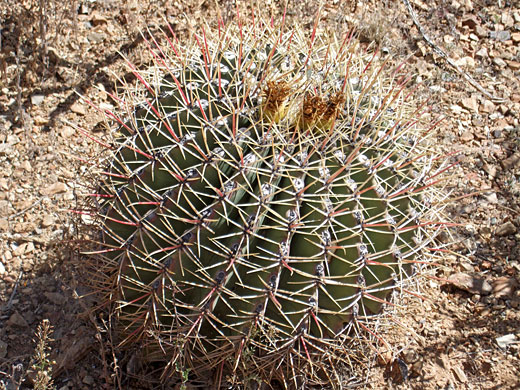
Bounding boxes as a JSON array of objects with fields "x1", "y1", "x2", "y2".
[{"x1": 88, "y1": 14, "x2": 447, "y2": 388}]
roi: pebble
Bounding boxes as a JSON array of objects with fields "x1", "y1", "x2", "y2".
[
  {"x1": 7, "y1": 311, "x2": 29, "y2": 328},
  {"x1": 21, "y1": 160, "x2": 32, "y2": 171},
  {"x1": 492, "y1": 277, "x2": 517, "y2": 299},
  {"x1": 482, "y1": 165, "x2": 497, "y2": 179},
  {"x1": 0, "y1": 143, "x2": 12, "y2": 156},
  {"x1": 475, "y1": 47, "x2": 488, "y2": 59},
  {"x1": 71, "y1": 103, "x2": 87, "y2": 116},
  {"x1": 82, "y1": 375, "x2": 95, "y2": 385},
  {"x1": 460, "y1": 131, "x2": 474, "y2": 142},
  {"x1": 460, "y1": 96, "x2": 478, "y2": 113},
  {"x1": 42, "y1": 214, "x2": 55, "y2": 227},
  {"x1": 501, "y1": 13, "x2": 515, "y2": 28},
  {"x1": 30, "y1": 94, "x2": 45, "y2": 105},
  {"x1": 403, "y1": 350, "x2": 419, "y2": 364},
  {"x1": 61, "y1": 126, "x2": 76, "y2": 138},
  {"x1": 25, "y1": 242, "x2": 35, "y2": 254},
  {"x1": 0, "y1": 261, "x2": 5, "y2": 274},
  {"x1": 40, "y1": 182, "x2": 68, "y2": 196},
  {"x1": 453, "y1": 366, "x2": 468, "y2": 383},
  {"x1": 496, "y1": 334, "x2": 517, "y2": 349},
  {"x1": 44, "y1": 291, "x2": 67, "y2": 305},
  {"x1": 448, "y1": 272, "x2": 492, "y2": 295},
  {"x1": 493, "y1": 58, "x2": 507, "y2": 68},
  {"x1": 13, "y1": 243, "x2": 28, "y2": 256},
  {"x1": 489, "y1": 30, "x2": 511, "y2": 41},
  {"x1": 0, "y1": 218, "x2": 8, "y2": 232},
  {"x1": 87, "y1": 31, "x2": 105, "y2": 44},
  {"x1": 501, "y1": 152, "x2": 520, "y2": 170},
  {"x1": 484, "y1": 192, "x2": 498, "y2": 204},
  {"x1": 506, "y1": 60, "x2": 520, "y2": 70},
  {"x1": 495, "y1": 221, "x2": 517, "y2": 236}
]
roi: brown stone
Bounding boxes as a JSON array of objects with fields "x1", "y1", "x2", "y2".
[
  {"x1": 495, "y1": 221, "x2": 517, "y2": 236},
  {"x1": 492, "y1": 277, "x2": 517, "y2": 299},
  {"x1": 460, "y1": 96, "x2": 478, "y2": 113},
  {"x1": 460, "y1": 131, "x2": 474, "y2": 142},
  {"x1": 506, "y1": 60, "x2": 520, "y2": 70},
  {"x1": 7, "y1": 312, "x2": 28, "y2": 328},
  {"x1": 40, "y1": 182, "x2": 68, "y2": 196},
  {"x1": 501, "y1": 152, "x2": 520, "y2": 170},
  {"x1": 448, "y1": 272, "x2": 492, "y2": 295},
  {"x1": 71, "y1": 102, "x2": 87, "y2": 116}
]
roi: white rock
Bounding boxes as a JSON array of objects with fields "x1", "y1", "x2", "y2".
[{"x1": 496, "y1": 334, "x2": 517, "y2": 349}]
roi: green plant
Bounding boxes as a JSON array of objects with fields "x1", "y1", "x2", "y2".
[{"x1": 86, "y1": 14, "x2": 449, "y2": 388}]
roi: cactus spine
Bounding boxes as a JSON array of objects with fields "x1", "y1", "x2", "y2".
[{"x1": 88, "y1": 14, "x2": 448, "y2": 388}]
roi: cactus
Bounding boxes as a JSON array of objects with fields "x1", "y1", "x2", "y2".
[{"x1": 88, "y1": 14, "x2": 448, "y2": 388}]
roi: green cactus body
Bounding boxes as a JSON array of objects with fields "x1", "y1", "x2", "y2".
[{"x1": 91, "y1": 18, "x2": 445, "y2": 387}]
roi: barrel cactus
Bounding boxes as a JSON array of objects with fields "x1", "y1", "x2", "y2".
[{"x1": 88, "y1": 14, "x2": 448, "y2": 388}]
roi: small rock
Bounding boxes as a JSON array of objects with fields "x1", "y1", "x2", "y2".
[
  {"x1": 460, "y1": 96, "x2": 478, "y2": 113},
  {"x1": 0, "y1": 261, "x2": 5, "y2": 274},
  {"x1": 501, "y1": 13, "x2": 515, "y2": 28},
  {"x1": 506, "y1": 60, "x2": 520, "y2": 70},
  {"x1": 452, "y1": 366, "x2": 468, "y2": 383},
  {"x1": 493, "y1": 58, "x2": 507, "y2": 68},
  {"x1": 0, "y1": 218, "x2": 8, "y2": 232},
  {"x1": 489, "y1": 30, "x2": 511, "y2": 42},
  {"x1": 71, "y1": 103, "x2": 87, "y2": 116},
  {"x1": 480, "y1": 99, "x2": 495, "y2": 113},
  {"x1": 496, "y1": 334, "x2": 517, "y2": 349},
  {"x1": 0, "y1": 340, "x2": 7, "y2": 358},
  {"x1": 512, "y1": 32, "x2": 520, "y2": 43},
  {"x1": 475, "y1": 25, "x2": 487, "y2": 38},
  {"x1": 42, "y1": 214, "x2": 55, "y2": 228},
  {"x1": 501, "y1": 152, "x2": 520, "y2": 170},
  {"x1": 495, "y1": 221, "x2": 517, "y2": 236},
  {"x1": 87, "y1": 31, "x2": 105, "y2": 44},
  {"x1": 83, "y1": 375, "x2": 95, "y2": 385},
  {"x1": 90, "y1": 10, "x2": 108, "y2": 25},
  {"x1": 26, "y1": 242, "x2": 35, "y2": 254},
  {"x1": 60, "y1": 126, "x2": 75, "y2": 138},
  {"x1": 21, "y1": 160, "x2": 32, "y2": 171},
  {"x1": 13, "y1": 243, "x2": 27, "y2": 256},
  {"x1": 492, "y1": 277, "x2": 517, "y2": 299},
  {"x1": 0, "y1": 143, "x2": 12, "y2": 156},
  {"x1": 31, "y1": 94, "x2": 45, "y2": 105},
  {"x1": 403, "y1": 350, "x2": 419, "y2": 364},
  {"x1": 460, "y1": 131, "x2": 473, "y2": 142},
  {"x1": 455, "y1": 56, "x2": 475, "y2": 69},
  {"x1": 33, "y1": 115, "x2": 48, "y2": 126},
  {"x1": 7, "y1": 311, "x2": 29, "y2": 328},
  {"x1": 450, "y1": 105, "x2": 464, "y2": 115},
  {"x1": 44, "y1": 291, "x2": 67, "y2": 305},
  {"x1": 475, "y1": 47, "x2": 488, "y2": 58},
  {"x1": 482, "y1": 164, "x2": 497, "y2": 179},
  {"x1": 471, "y1": 294, "x2": 480, "y2": 303},
  {"x1": 448, "y1": 272, "x2": 492, "y2": 295},
  {"x1": 484, "y1": 192, "x2": 498, "y2": 204},
  {"x1": 40, "y1": 182, "x2": 68, "y2": 196}
]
